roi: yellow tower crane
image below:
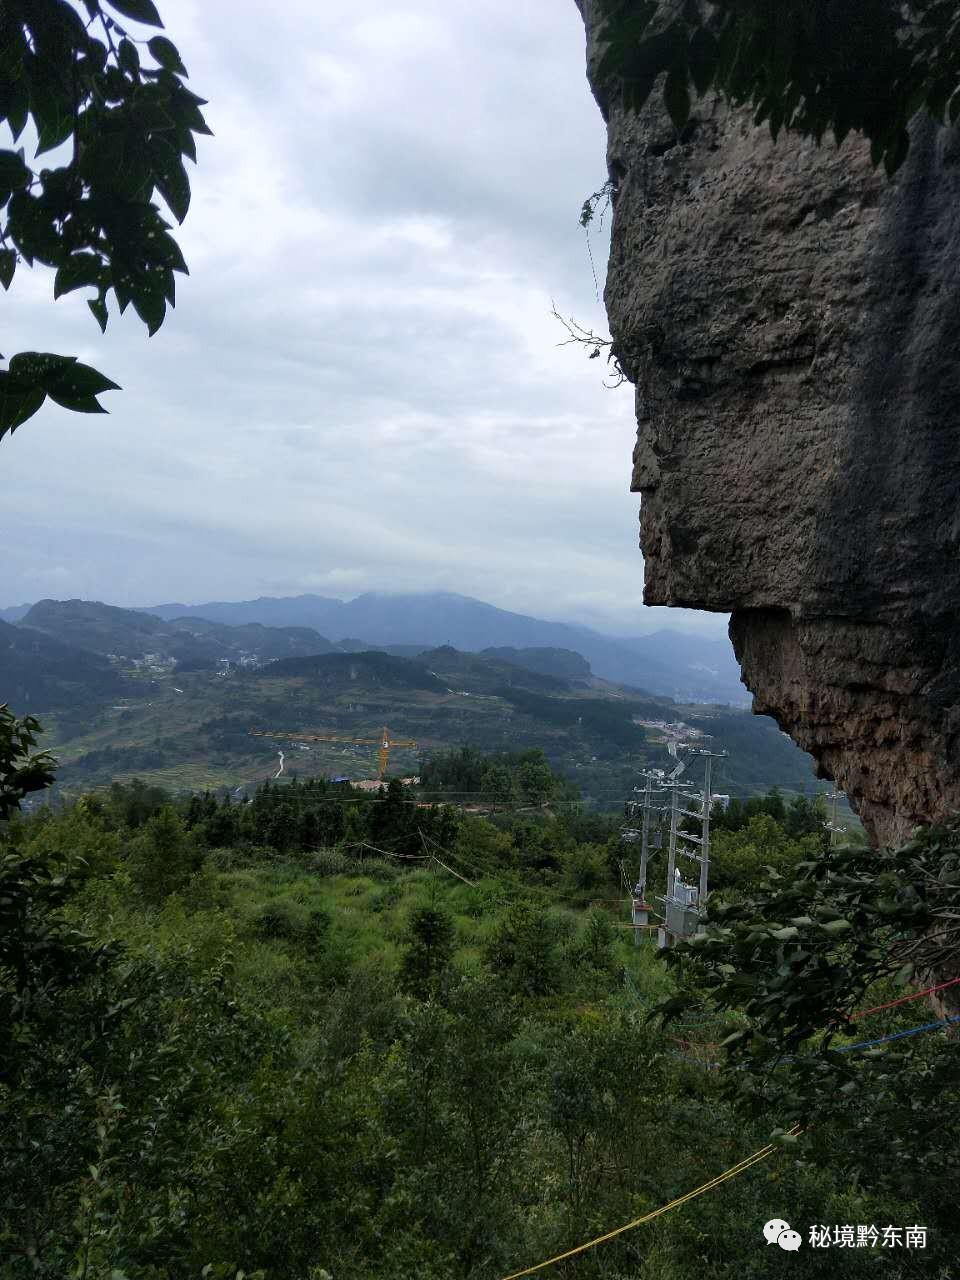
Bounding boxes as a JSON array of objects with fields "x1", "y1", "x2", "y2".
[{"x1": 248, "y1": 725, "x2": 417, "y2": 780}]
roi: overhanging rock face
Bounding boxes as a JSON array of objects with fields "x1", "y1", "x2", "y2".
[{"x1": 577, "y1": 1, "x2": 960, "y2": 846}]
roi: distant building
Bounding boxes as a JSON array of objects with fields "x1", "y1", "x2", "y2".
[{"x1": 352, "y1": 777, "x2": 421, "y2": 792}]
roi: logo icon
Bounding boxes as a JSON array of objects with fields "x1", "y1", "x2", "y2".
[{"x1": 763, "y1": 1219, "x2": 802, "y2": 1251}]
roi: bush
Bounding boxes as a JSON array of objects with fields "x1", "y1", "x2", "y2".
[
  {"x1": 370, "y1": 881, "x2": 405, "y2": 913},
  {"x1": 253, "y1": 900, "x2": 301, "y2": 939},
  {"x1": 304, "y1": 849, "x2": 352, "y2": 878}
]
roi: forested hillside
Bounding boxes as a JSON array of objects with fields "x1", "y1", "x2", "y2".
[
  {"x1": 17, "y1": 642, "x2": 820, "y2": 805},
  {"x1": 4, "y1": 743, "x2": 957, "y2": 1278}
]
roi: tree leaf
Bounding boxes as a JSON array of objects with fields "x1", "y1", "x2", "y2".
[
  {"x1": 54, "y1": 254, "x2": 107, "y2": 299},
  {"x1": 0, "y1": 149, "x2": 31, "y2": 190},
  {"x1": 118, "y1": 38, "x2": 141, "y2": 77},
  {"x1": 148, "y1": 35, "x2": 187, "y2": 76},
  {"x1": 48, "y1": 362, "x2": 121, "y2": 400},
  {"x1": 820, "y1": 918, "x2": 853, "y2": 935},
  {"x1": 664, "y1": 66, "x2": 691, "y2": 131},
  {"x1": 88, "y1": 296, "x2": 109, "y2": 333},
  {"x1": 45, "y1": 387, "x2": 111, "y2": 413},
  {"x1": 105, "y1": 0, "x2": 164, "y2": 28},
  {"x1": 0, "y1": 249, "x2": 16, "y2": 291},
  {"x1": 131, "y1": 282, "x2": 166, "y2": 335},
  {"x1": 8, "y1": 352, "x2": 76, "y2": 386},
  {"x1": 0, "y1": 371, "x2": 46, "y2": 438},
  {"x1": 151, "y1": 142, "x2": 190, "y2": 222},
  {"x1": 150, "y1": 230, "x2": 188, "y2": 273}
]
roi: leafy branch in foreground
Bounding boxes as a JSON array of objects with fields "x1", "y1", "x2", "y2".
[
  {"x1": 0, "y1": 703, "x2": 57, "y2": 821},
  {"x1": 0, "y1": 0, "x2": 210, "y2": 440},
  {"x1": 655, "y1": 827, "x2": 960, "y2": 1119},
  {"x1": 596, "y1": 0, "x2": 960, "y2": 175}
]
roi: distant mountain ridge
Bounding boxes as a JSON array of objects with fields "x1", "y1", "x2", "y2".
[
  {"x1": 2, "y1": 591, "x2": 747, "y2": 704},
  {"x1": 20, "y1": 599, "x2": 341, "y2": 670},
  {"x1": 140, "y1": 591, "x2": 746, "y2": 703}
]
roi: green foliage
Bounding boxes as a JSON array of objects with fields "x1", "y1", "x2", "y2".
[
  {"x1": 398, "y1": 903, "x2": 456, "y2": 998},
  {"x1": 5, "y1": 750, "x2": 960, "y2": 1275},
  {"x1": 253, "y1": 898, "x2": 301, "y2": 940},
  {"x1": 517, "y1": 755, "x2": 556, "y2": 805},
  {"x1": 126, "y1": 803, "x2": 201, "y2": 902},
  {"x1": 573, "y1": 905, "x2": 618, "y2": 975},
  {"x1": 659, "y1": 824, "x2": 960, "y2": 1136},
  {"x1": 419, "y1": 745, "x2": 574, "y2": 806},
  {"x1": 480, "y1": 761, "x2": 518, "y2": 807},
  {"x1": 18, "y1": 798, "x2": 122, "y2": 879},
  {"x1": 561, "y1": 841, "x2": 608, "y2": 897},
  {"x1": 596, "y1": 0, "x2": 960, "y2": 174},
  {"x1": 0, "y1": 0, "x2": 209, "y2": 439},
  {"x1": 0, "y1": 704, "x2": 57, "y2": 819},
  {"x1": 708, "y1": 812, "x2": 820, "y2": 892},
  {"x1": 484, "y1": 899, "x2": 567, "y2": 997}
]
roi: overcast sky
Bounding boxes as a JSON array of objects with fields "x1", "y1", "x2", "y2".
[{"x1": 2, "y1": 0, "x2": 728, "y2": 640}]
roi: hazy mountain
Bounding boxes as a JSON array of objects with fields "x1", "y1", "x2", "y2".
[
  {"x1": 256, "y1": 650, "x2": 447, "y2": 694},
  {"x1": 20, "y1": 599, "x2": 339, "y2": 668},
  {"x1": 415, "y1": 645, "x2": 571, "y2": 694},
  {"x1": 143, "y1": 593, "x2": 345, "y2": 629},
  {"x1": 0, "y1": 604, "x2": 31, "y2": 623},
  {"x1": 142, "y1": 591, "x2": 747, "y2": 703},
  {"x1": 480, "y1": 646, "x2": 592, "y2": 683}
]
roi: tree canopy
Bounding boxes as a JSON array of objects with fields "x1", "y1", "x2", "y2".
[
  {"x1": 0, "y1": 0, "x2": 208, "y2": 441},
  {"x1": 596, "y1": 0, "x2": 960, "y2": 175}
]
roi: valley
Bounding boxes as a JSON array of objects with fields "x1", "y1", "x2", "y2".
[{"x1": 2, "y1": 598, "x2": 825, "y2": 808}]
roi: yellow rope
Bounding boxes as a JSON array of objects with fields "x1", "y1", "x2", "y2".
[{"x1": 500, "y1": 1126, "x2": 803, "y2": 1280}]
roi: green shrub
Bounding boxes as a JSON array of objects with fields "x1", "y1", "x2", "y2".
[
  {"x1": 127, "y1": 806, "x2": 202, "y2": 904},
  {"x1": 370, "y1": 881, "x2": 404, "y2": 913},
  {"x1": 305, "y1": 849, "x2": 351, "y2": 877},
  {"x1": 253, "y1": 900, "x2": 301, "y2": 939}
]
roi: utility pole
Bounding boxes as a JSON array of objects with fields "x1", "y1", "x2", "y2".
[
  {"x1": 622, "y1": 769, "x2": 665, "y2": 943},
  {"x1": 825, "y1": 789, "x2": 846, "y2": 846},
  {"x1": 657, "y1": 761, "x2": 686, "y2": 950},
  {"x1": 658, "y1": 747, "x2": 727, "y2": 948},
  {"x1": 637, "y1": 770, "x2": 666, "y2": 941}
]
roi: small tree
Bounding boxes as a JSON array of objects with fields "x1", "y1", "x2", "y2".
[
  {"x1": 485, "y1": 900, "x2": 564, "y2": 998},
  {"x1": 399, "y1": 904, "x2": 456, "y2": 1000},
  {"x1": 480, "y1": 764, "x2": 518, "y2": 812},
  {"x1": 576, "y1": 907, "x2": 617, "y2": 974},
  {"x1": 517, "y1": 755, "x2": 556, "y2": 807},
  {"x1": 127, "y1": 803, "x2": 200, "y2": 903}
]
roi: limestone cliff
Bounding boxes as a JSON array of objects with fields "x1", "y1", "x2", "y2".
[{"x1": 577, "y1": 1, "x2": 960, "y2": 848}]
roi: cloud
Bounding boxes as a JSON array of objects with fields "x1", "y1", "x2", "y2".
[{"x1": 0, "y1": 0, "x2": 729, "y2": 643}]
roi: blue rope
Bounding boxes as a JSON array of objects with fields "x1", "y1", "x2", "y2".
[{"x1": 814, "y1": 1012, "x2": 960, "y2": 1056}]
